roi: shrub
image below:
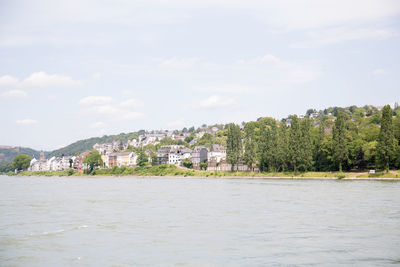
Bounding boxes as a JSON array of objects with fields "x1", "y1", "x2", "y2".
[{"x1": 336, "y1": 173, "x2": 346, "y2": 179}]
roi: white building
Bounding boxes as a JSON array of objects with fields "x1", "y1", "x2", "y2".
[
  {"x1": 208, "y1": 144, "x2": 227, "y2": 163},
  {"x1": 116, "y1": 152, "x2": 138, "y2": 167}
]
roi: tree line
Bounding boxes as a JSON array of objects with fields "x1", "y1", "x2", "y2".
[{"x1": 227, "y1": 104, "x2": 400, "y2": 172}]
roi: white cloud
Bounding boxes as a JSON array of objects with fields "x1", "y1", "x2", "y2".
[
  {"x1": 1, "y1": 0, "x2": 399, "y2": 49},
  {"x1": 291, "y1": 27, "x2": 398, "y2": 48},
  {"x1": 1, "y1": 90, "x2": 28, "y2": 99},
  {"x1": 198, "y1": 95, "x2": 236, "y2": 109},
  {"x1": 0, "y1": 72, "x2": 81, "y2": 89},
  {"x1": 22, "y1": 71, "x2": 81, "y2": 88},
  {"x1": 0, "y1": 75, "x2": 19, "y2": 87},
  {"x1": 79, "y1": 96, "x2": 145, "y2": 121},
  {"x1": 372, "y1": 69, "x2": 386, "y2": 75},
  {"x1": 160, "y1": 57, "x2": 199, "y2": 68},
  {"x1": 119, "y1": 98, "x2": 142, "y2": 108},
  {"x1": 90, "y1": 121, "x2": 106, "y2": 128},
  {"x1": 79, "y1": 96, "x2": 114, "y2": 105},
  {"x1": 254, "y1": 0, "x2": 400, "y2": 30},
  {"x1": 16, "y1": 119, "x2": 37, "y2": 125}
]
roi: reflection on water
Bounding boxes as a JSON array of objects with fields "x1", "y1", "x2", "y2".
[{"x1": 0, "y1": 176, "x2": 399, "y2": 266}]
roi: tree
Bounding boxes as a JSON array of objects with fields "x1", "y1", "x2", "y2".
[
  {"x1": 0, "y1": 163, "x2": 14, "y2": 173},
  {"x1": 244, "y1": 122, "x2": 257, "y2": 171},
  {"x1": 137, "y1": 151, "x2": 148, "y2": 167},
  {"x1": 263, "y1": 123, "x2": 279, "y2": 171},
  {"x1": 277, "y1": 121, "x2": 289, "y2": 171},
  {"x1": 306, "y1": 109, "x2": 317, "y2": 116},
  {"x1": 299, "y1": 117, "x2": 313, "y2": 171},
  {"x1": 151, "y1": 153, "x2": 158, "y2": 166},
  {"x1": 118, "y1": 141, "x2": 124, "y2": 151},
  {"x1": 184, "y1": 134, "x2": 195, "y2": 143},
  {"x1": 83, "y1": 151, "x2": 103, "y2": 172},
  {"x1": 200, "y1": 161, "x2": 208, "y2": 170},
  {"x1": 13, "y1": 154, "x2": 31, "y2": 171},
  {"x1": 288, "y1": 116, "x2": 302, "y2": 173},
  {"x1": 182, "y1": 158, "x2": 193, "y2": 169},
  {"x1": 332, "y1": 112, "x2": 348, "y2": 172},
  {"x1": 377, "y1": 105, "x2": 396, "y2": 171},
  {"x1": 313, "y1": 121, "x2": 326, "y2": 171},
  {"x1": 226, "y1": 123, "x2": 242, "y2": 171},
  {"x1": 69, "y1": 158, "x2": 73, "y2": 168}
]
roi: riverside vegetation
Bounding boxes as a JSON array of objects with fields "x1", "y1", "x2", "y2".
[{"x1": 2, "y1": 104, "x2": 400, "y2": 178}]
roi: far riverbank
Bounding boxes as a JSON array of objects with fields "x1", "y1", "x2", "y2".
[{"x1": 4, "y1": 165, "x2": 400, "y2": 181}]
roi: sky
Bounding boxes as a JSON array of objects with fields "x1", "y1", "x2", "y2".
[{"x1": 0, "y1": 0, "x2": 399, "y2": 150}]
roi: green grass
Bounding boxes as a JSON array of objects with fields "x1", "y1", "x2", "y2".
[
  {"x1": 357, "y1": 170, "x2": 400, "y2": 178},
  {"x1": 9, "y1": 166, "x2": 400, "y2": 179}
]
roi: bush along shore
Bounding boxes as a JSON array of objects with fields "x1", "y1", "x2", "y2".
[{"x1": 6, "y1": 165, "x2": 400, "y2": 179}]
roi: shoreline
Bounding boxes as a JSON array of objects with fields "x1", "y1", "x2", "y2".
[{"x1": 3, "y1": 174, "x2": 400, "y2": 181}]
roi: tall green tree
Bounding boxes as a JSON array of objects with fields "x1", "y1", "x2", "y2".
[
  {"x1": 332, "y1": 112, "x2": 348, "y2": 172},
  {"x1": 137, "y1": 151, "x2": 148, "y2": 167},
  {"x1": 226, "y1": 123, "x2": 242, "y2": 171},
  {"x1": 277, "y1": 121, "x2": 289, "y2": 171},
  {"x1": 377, "y1": 105, "x2": 396, "y2": 171},
  {"x1": 265, "y1": 123, "x2": 279, "y2": 171},
  {"x1": 288, "y1": 116, "x2": 302, "y2": 173},
  {"x1": 299, "y1": 117, "x2": 313, "y2": 171},
  {"x1": 314, "y1": 121, "x2": 326, "y2": 171},
  {"x1": 13, "y1": 154, "x2": 31, "y2": 171},
  {"x1": 83, "y1": 151, "x2": 103, "y2": 172},
  {"x1": 244, "y1": 122, "x2": 257, "y2": 171}
]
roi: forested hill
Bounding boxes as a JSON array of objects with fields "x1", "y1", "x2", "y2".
[
  {"x1": 0, "y1": 146, "x2": 43, "y2": 164},
  {"x1": 47, "y1": 132, "x2": 140, "y2": 157}
]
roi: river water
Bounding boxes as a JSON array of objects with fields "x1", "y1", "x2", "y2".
[{"x1": 0, "y1": 175, "x2": 399, "y2": 266}]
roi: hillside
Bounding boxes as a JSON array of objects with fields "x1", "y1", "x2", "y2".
[
  {"x1": 0, "y1": 146, "x2": 44, "y2": 164},
  {"x1": 47, "y1": 132, "x2": 141, "y2": 157}
]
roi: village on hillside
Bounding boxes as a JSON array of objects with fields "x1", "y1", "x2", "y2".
[
  {"x1": 24, "y1": 103, "x2": 400, "y2": 174},
  {"x1": 26, "y1": 108, "x2": 335, "y2": 173},
  {"x1": 28, "y1": 126, "x2": 256, "y2": 172}
]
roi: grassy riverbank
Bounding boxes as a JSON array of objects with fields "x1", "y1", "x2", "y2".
[{"x1": 5, "y1": 164, "x2": 400, "y2": 179}]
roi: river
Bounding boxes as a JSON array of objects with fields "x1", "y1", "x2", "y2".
[{"x1": 0, "y1": 175, "x2": 399, "y2": 266}]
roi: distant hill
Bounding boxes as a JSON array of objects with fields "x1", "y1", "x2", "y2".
[
  {"x1": 47, "y1": 132, "x2": 140, "y2": 157},
  {"x1": 0, "y1": 132, "x2": 141, "y2": 165},
  {"x1": 0, "y1": 146, "x2": 44, "y2": 164}
]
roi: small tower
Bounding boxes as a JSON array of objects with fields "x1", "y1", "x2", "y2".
[{"x1": 40, "y1": 151, "x2": 45, "y2": 161}]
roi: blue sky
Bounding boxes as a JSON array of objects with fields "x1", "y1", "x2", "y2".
[{"x1": 0, "y1": 0, "x2": 399, "y2": 150}]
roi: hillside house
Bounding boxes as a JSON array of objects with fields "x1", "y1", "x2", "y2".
[
  {"x1": 208, "y1": 144, "x2": 226, "y2": 163},
  {"x1": 191, "y1": 146, "x2": 208, "y2": 170},
  {"x1": 116, "y1": 152, "x2": 137, "y2": 167}
]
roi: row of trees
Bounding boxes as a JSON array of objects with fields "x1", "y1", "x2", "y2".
[{"x1": 226, "y1": 105, "x2": 400, "y2": 172}]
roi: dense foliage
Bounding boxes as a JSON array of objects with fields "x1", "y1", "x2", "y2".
[
  {"x1": 0, "y1": 162, "x2": 14, "y2": 173},
  {"x1": 83, "y1": 151, "x2": 103, "y2": 172},
  {"x1": 13, "y1": 154, "x2": 32, "y2": 171},
  {"x1": 227, "y1": 104, "x2": 400, "y2": 172}
]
